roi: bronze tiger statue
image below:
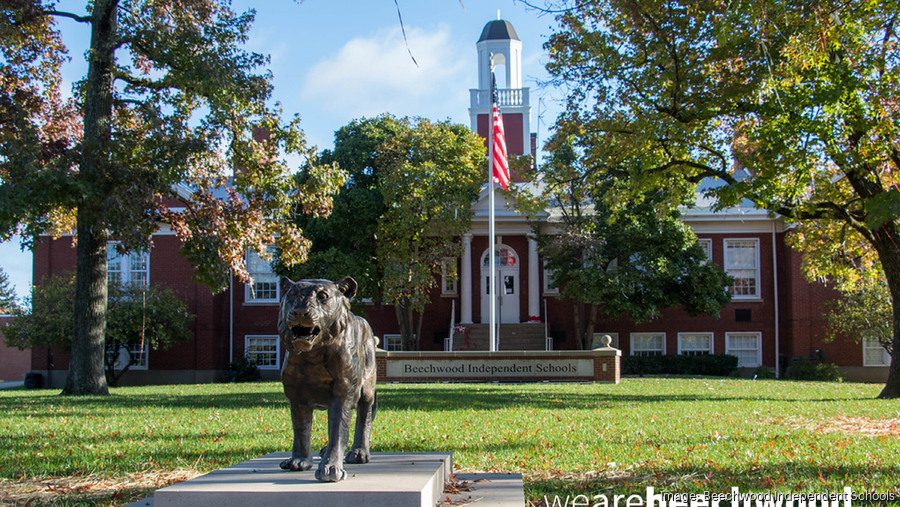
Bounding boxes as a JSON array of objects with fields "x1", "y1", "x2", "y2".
[{"x1": 277, "y1": 276, "x2": 377, "y2": 482}]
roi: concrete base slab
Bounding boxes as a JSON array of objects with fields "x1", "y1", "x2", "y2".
[
  {"x1": 124, "y1": 452, "x2": 524, "y2": 507},
  {"x1": 151, "y1": 452, "x2": 450, "y2": 507}
]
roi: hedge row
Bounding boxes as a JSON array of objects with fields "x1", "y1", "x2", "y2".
[
  {"x1": 784, "y1": 358, "x2": 845, "y2": 382},
  {"x1": 622, "y1": 354, "x2": 740, "y2": 376}
]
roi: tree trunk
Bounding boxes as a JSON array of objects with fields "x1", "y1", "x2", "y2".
[
  {"x1": 573, "y1": 301, "x2": 586, "y2": 350},
  {"x1": 587, "y1": 303, "x2": 599, "y2": 349},
  {"x1": 415, "y1": 307, "x2": 424, "y2": 352},
  {"x1": 407, "y1": 304, "x2": 415, "y2": 350},
  {"x1": 64, "y1": 221, "x2": 110, "y2": 395},
  {"x1": 395, "y1": 301, "x2": 419, "y2": 351},
  {"x1": 875, "y1": 224, "x2": 900, "y2": 399},
  {"x1": 62, "y1": 0, "x2": 117, "y2": 395}
]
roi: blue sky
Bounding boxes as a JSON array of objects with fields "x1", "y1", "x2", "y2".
[{"x1": 0, "y1": 0, "x2": 565, "y2": 303}]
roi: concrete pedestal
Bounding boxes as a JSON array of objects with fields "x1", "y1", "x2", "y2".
[{"x1": 126, "y1": 452, "x2": 524, "y2": 507}]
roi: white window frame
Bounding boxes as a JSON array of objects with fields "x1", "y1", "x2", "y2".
[
  {"x1": 863, "y1": 337, "x2": 891, "y2": 367},
  {"x1": 244, "y1": 335, "x2": 280, "y2": 370},
  {"x1": 107, "y1": 242, "x2": 149, "y2": 287},
  {"x1": 542, "y1": 260, "x2": 559, "y2": 295},
  {"x1": 108, "y1": 343, "x2": 148, "y2": 370},
  {"x1": 383, "y1": 334, "x2": 403, "y2": 352},
  {"x1": 630, "y1": 332, "x2": 666, "y2": 356},
  {"x1": 678, "y1": 332, "x2": 714, "y2": 356},
  {"x1": 698, "y1": 239, "x2": 712, "y2": 265},
  {"x1": 441, "y1": 258, "x2": 458, "y2": 296},
  {"x1": 245, "y1": 247, "x2": 279, "y2": 304},
  {"x1": 724, "y1": 239, "x2": 760, "y2": 299},
  {"x1": 592, "y1": 332, "x2": 619, "y2": 349},
  {"x1": 725, "y1": 332, "x2": 762, "y2": 367}
]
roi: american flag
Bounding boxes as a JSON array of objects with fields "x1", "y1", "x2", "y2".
[{"x1": 491, "y1": 74, "x2": 510, "y2": 190}]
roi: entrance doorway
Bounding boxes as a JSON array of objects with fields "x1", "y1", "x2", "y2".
[{"x1": 480, "y1": 245, "x2": 520, "y2": 324}]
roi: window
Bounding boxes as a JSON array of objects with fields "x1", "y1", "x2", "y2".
[
  {"x1": 725, "y1": 239, "x2": 760, "y2": 298},
  {"x1": 383, "y1": 334, "x2": 403, "y2": 352},
  {"x1": 726, "y1": 332, "x2": 761, "y2": 367},
  {"x1": 245, "y1": 335, "x2": 279, "y2": 369},
  {"x1": 678, "y1": 333, "x2": 713, "y2": 356},
  {"x1": 441, "y1": 258, "x2": 458, "y2": 295},
  {"x1": 698, "y1": 239, "x2": 712, "y2": 264},
  {"x1": 631, "y1": 333, "x2": 665, "y2": 356},
  {"x1": 863, "y1": 338, "x2": 890, "y2": 366},
  {"x1": 107, "y1": 244, "x2": 149, "y2": 286},
  {"x1": 107, "y1": 343, "x2": 148, "y2": 370},
  {"x1": 482, "y1": 247, "x2": 518, "y2": 267},
  {"x1": 542, "y1": 260, "x2": 559, "y2": 294},
  {"x1": 592, "y1": 333, "x2": 619, "y2": 349},
  {"x1": 246, "y1": 248, "x2": 279, "y2": 303}
]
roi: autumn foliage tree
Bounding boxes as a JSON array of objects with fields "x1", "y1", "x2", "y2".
[
  {"x1": 545, "y1": 0, "x2": 900, "y2": 398},
  {"x1": 0, "y1": 1, "x2": 342, "y2": 395},
  {"x1": 283, "y1": 115, "x2": 406, "y2": 303},
  {"x1": 287, "y1": 115, "x2": 484, "y2": 350},
  {"x1": 516, "y1": 135, "x2": 732, "y2": 350},
  {"x1": 376, "y1": 118, "x2": 485, "y2": 350}
]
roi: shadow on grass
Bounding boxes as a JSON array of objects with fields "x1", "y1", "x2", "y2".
[
  {"x1": 0, "y1": 388, "x2": 287, "y2": 418},
  {"x1": 0, "y1": 383, "x2": 874, "y2": 418},
  {"x1": 376, "y1": 385, "x2": 870, "y2": 411}
]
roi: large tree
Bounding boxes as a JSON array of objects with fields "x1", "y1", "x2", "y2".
[
  {"x1": 517, "y1": 135, "x2": 732, "y2": 350},
  {"x1": 282, "y1": 114, "x2": 406, "y2": 302},
  {"x1": 545, "y1": 0, "x2": 900, "y2": 398},
  {"x1": 0, "y1": 1, "x2": 342, "y2": 395},
  {"x1": 376, "y1": 118, "x2": 485, "y2": 350},
  {"x1": 286, "y1": 115, "x2": 485, "y2": 350}
]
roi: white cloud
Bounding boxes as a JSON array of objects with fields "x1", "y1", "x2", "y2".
[{"x1": 300, "y1": 24, "x2": 474, "y2": 126}]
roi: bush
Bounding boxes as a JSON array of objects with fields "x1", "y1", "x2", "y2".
[
  {"x1": 623, "y1": 354, "x2": 739, "y2": 377},
  {"x1": 753, "y1": 365, "x2": 776, "y2": 379},
  {"x1": 784, "y1": 358, "x2": 845, "y2": 382},
  {"x1": 227, "y1": 356, "x2": 261, "y2": 383}
]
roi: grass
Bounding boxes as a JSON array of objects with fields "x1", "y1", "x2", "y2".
[{"x1": 1, "y1": 378, "x2": 899, "y2": 506}]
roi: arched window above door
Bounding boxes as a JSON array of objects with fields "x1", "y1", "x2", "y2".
[{"x1": 481, "y1": 246, "x2": 518, "y2": 267}]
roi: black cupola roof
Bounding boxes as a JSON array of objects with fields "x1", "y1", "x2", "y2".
[{"x1": 478, "y1": 20, "x2": 519, "y2": 42}]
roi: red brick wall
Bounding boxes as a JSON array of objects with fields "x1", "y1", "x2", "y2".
[
  {"x1": 779, "y1": 243, "x2": 862, "y2": 366},
  {"x1": 28, "y1": 222, "x2": 872, "y2": 384},
  {"x1": 477, "y1": 112, "x2": 526, "y2": 158},
  {"x1": 536, "y1": 230, "x2": 862, "y2": 373},
  {"x1": 30, "y1": 234, "x2": 229, "y2": 377},
  {"x1": 0, "y1": 316, "x2": 30, "y2": 382}
]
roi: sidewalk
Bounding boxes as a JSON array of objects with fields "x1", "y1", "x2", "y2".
[{"x1": 0, "y1": 381, "x2": 24, "y2": 389}]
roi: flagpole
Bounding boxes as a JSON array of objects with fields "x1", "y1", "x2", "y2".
[{"x1": 488, "y1": 55, "x2": 497, "y2": 353}]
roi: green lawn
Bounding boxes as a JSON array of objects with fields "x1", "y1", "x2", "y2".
[{"x1": 1, "y1": 378, "x2": 899, "y2": 506}]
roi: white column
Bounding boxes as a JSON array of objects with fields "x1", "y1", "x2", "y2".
[
  {"x1": 528, "y1": 237, "x2": 540, "y2": 321},
  {"x1": 460, "y1": 234, "x2": 473, "y2": 324}
]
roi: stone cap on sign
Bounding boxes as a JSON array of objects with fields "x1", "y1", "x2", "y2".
[{"x1": 375, "y1": 348, "x2": 620, "y2": 358}]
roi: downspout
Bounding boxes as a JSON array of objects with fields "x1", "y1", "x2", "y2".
[{"x1": 772, "y1": 221, "x2": 780, "y2": 378}]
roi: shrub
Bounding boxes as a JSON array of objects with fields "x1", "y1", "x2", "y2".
[
  {"x1": 623, "y1": 354, "x2": 739, "y2": 377},
  {"x1": 784, "y1": 358, "x2": 845, "y2": 382},
  {"x1": 227, "y1": 356, "x2": 261, "y2": 383},
  {"x1": 753, "y1": 365, "x2": 776, "y2": 379}
]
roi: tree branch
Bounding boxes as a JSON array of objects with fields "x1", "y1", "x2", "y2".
[
  {"x1": 114, "y1": 71, "x2": 173, "y2": 92},
  {"x1": 46, "y1": 10, "x2": 91, "y2": 23},
  {"x1": 772, "y1": 200, "x2": 875, "y2": 243}
]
